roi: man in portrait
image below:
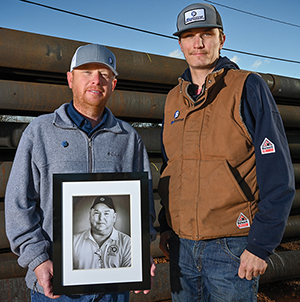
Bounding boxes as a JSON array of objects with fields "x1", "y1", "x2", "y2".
[{"x1": 73, "y1": 196, "x2": 131, "y2": 269}]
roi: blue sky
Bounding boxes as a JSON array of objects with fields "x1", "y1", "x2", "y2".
[{"x1": 1, "y1": 0, "x2": 300, "y2": 79}]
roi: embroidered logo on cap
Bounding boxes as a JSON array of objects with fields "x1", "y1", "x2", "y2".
[
  {"x1": 260, "y1": 138, "x2": 275, "y2": 154},
  {"x1": 184, "y1": 9, "x2": 205, "y2": 24},
  {"x1": 108, "y1": 57, "x2": 113, "y2": 65},
  {"x1": 236, "y1": 213, "x2": 250, "y2": 229}
]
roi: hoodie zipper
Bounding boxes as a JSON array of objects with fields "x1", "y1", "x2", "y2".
[{"x1": 88, "y1": 137, "x2": 93, "y2": 173}]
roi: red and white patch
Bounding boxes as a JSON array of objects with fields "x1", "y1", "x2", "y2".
[
  {"x1": 260, "y1": 137, "x2": 275, "y2": 154},
  {"x1": 236, "y1": 213, "x2": 250, "y2": 229}
]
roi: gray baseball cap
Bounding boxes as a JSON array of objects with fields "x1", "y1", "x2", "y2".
[
  {"x1": 70, "y1": 44, "x2": 118, "y2": 76},
  {"x1": 173, "y1": 3, "x2": 223, "y2": 37}
]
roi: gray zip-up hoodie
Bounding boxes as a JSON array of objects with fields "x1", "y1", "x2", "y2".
[{"x1": 5, "y1": 103, "x2": 156, "y2": 293}]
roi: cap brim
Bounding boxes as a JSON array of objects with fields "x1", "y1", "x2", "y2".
[
  {"x1": 173, "y1": 24, "x2": 223, "y2": 37},
  {"x1": 71, "y1": 61, "x2": 118, "y2": 76}
]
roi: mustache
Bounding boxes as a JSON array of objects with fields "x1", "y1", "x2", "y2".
[
  {"x1": 188, "y1": 51, "x2": 208, "y2": 55},
  {"x1": 87, "y1": 87, "x2": 104, "y2": 92}
]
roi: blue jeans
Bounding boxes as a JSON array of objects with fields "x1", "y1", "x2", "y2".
[
  {"x1": 168, "y1": 234, "x2": 259, "y2": 302},
  {"x1": 31, "y1": 291, "x2": 129, "y2": 302}
]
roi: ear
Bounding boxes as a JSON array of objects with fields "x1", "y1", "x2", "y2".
[
  {"x1": 67, "y1": 71, "x2": 73, "y2": 89},
  {"x1": 220, "y1": 34, "x2": 226, "y2": 50},
  {"x1": 111, "y1": 78, "x2": 117, "y2": 92},
  {"x1": 113, "y1": 212, "x2": 117, "y2": 223},
  {"x1": 178, "y1": 38, "x2": 183, "y2": 53}
]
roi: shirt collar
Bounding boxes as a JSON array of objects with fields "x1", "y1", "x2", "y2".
[
  {"x1": 86, "y1": 228, "x2": 118, "y2": 244},
  {"x1": 67, "y1": 101, "x2": 108, "y2": 136}
]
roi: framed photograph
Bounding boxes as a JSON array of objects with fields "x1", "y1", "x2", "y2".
[{"x1": 52, "y1": 172, "x2": 150, "y2": 295}]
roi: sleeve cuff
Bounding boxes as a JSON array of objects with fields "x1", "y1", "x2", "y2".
[
  {"x1": 27, "y1": 253, "x2": 50, "y2": 272},
  {"x1": 246, "y1": 243, "x2": 271, "y2": 262}
]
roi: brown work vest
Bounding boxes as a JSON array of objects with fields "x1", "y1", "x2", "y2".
[{"x1": 158, "y1": 68, "x2": 259, "y2": 240}]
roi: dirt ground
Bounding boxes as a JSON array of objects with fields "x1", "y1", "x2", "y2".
[
  {"x1": 156, "y1": 237, "x2": 300, "y2": 302},
  {"x1": 258, "y1": 280, "x2": 300, "y2": 302}
]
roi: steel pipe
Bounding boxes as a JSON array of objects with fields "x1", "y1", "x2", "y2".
[
  {"x1": 286, "y1": 131, "x2": 300, "y2": 159},
  {"x1": 152, "y1": 197, "x2": 162, "y2": 229},
  {"x1": 150, "y1": 236, "x2": 164, "y2": 259},
  {"x1": 0, "y1": 28, "x2": 187, "y2": 86},
  {"x1": 260, "y1": 73, "x2": 300, "y2": 100},
  {"x1": 294, "y1": 163, "x2": 300, "y2": 183},
  {"x1": 0, "y1": 80, "x2": 72, "y2": 113},
  {"x1": 1, "y1": 28, "x2": 300, "y2": 100},
  {"x1": 1, "y1": 119, "x2": 299, "y2": 156},
  {"x1": 284, "y1": 215, "x2": 300, "y2": 238},
  {"x1": 291, "y1": 190, "x2": 300, "y2": 210},
  {"x1": 149, "y1": 161, "x2": 162, "y2": 190},
  {"x1": 2, "y1": 250, "x2": 300, "y2": 299},
  {"x1": 3, "y1": 80, "x2": 300, "y2": 125},
  {"x1": 151, "y1": 247, "x2": 300, "y2": 287},
  {"x1": 0, "y1": 278, "x2": 31, "y2": 301},
  {"x1": 0, "y1": 27, "x2": 299, "y2": 300},
  {"x1": 2, "y1": 202, "x2": 300, "y2": 289},
  {"x1": 277, "y1": 105, "x2": 300, "y2": 128},
  {"x1": 151, "y1": 212, "x2": 300, "y2": 254},
  {"x1": 0, "y1": 251, "x2": 171, "y2": 302},
  {"x1": 0, "y1": 159, "x2": 298, "y2": 200},
  {"x1": 0, "y1": 80, "x2": 165, "y2": 119},
  {"x1": 108, "y1": 90, "x2": 164, "y2": 120},
  {"x1": 0, "y1": 124, "x2": 163, "y2": 151},
  {"x1": 0, "y1": 123, "x2": 28, "y2": 148},
  {"x1": 0, "y1": 253, "x2": 27, "y2": 279},
  {"x1": 135, "y1": 128, "x2": 161, "y2": 152},
  {"x1": 0, "y1": 162, "x2": 12, "y2": 198},
  {"x1": 0, "y1": 204, "x2": 9, "y2": 249},
  {"x1": 0, "y1": 160, "x2": 298, "y2": 196},
  {"x1": 260, "y1": 251, "x2": 300, "y2": 284}
]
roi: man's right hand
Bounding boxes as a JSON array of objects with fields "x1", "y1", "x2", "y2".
[
  {"x1": 159, "y1": 230, "x2": 174, "y2": 259},
  {"x1": 34, "y1": 260, "x2": 61, "y2": 299}
]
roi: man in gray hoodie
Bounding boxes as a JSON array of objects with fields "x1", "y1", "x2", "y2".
[{"x1": 5, "y1": 44, "x2": 156, "y2": 301}]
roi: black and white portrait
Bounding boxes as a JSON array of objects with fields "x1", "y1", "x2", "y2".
[
  {"x1": 73, "y1": 195, "x2": 131, "y2": 270},
  {"x1": 53, "y1": 174, "x2": 149, "y2": 294}
]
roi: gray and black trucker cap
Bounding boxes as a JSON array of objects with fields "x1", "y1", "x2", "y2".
[
  {"x1": 70, "y1": 44, "x2": 118, "y2": 76},
  {"x1": 173, "y1": 3, "x2": 223, "y2": 37}
]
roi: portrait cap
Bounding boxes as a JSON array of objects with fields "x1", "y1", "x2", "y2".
[
  {"x1": 91, "y1": 196, "x2": 115, "y2": 211},
  {"x1": 173, "y1": 3, "x2": 223, "y2": 37},
  {"x1": 70, "y1": 44, "x2": 118, "y2": 76}
]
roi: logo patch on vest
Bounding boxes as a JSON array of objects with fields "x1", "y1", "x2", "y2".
[
  {"x1": 236, "y1": 213, "x2": 250, "y2": 229},
  {"x1": 260, "y1": 138, "x2": 275, "y2": 154},
  {"x1": 174, "y1": 110, "x2": 180, "y2": 119},
  {"x1": 171, "y1": 110, "x2": 184, "y2": 125}
]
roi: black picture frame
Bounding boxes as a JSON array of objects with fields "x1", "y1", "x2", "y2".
[{"x1": 53, "y1": 172, "x2": 150, "y2": 295}]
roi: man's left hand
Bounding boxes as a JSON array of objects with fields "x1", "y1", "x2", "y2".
[
  {"x1": 134, "y1": 257, "x2": 156, "y2": 294},
  {"x1": 238, "y1": 249, "x2": 267, "y2": 280}
]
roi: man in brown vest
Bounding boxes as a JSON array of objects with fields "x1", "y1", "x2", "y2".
[{"x1": 158, "y1": 3, "x2": 295, "y2": 301}]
